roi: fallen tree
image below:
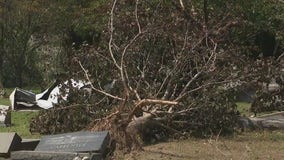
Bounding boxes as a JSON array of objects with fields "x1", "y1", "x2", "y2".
[
  {"x1": 75, "y1": 0, "x2": 242, "y2": 150},
  {"x1": 30, "y1": 0, "x2": 284, "y2": 152}
]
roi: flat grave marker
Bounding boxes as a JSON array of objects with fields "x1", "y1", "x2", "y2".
[
  {"x1": 11, "y1": 151, "x2": 103, "y2": 160},
  {"x1": 35, "y1": 131, "x2": 110, "y2": 154}
]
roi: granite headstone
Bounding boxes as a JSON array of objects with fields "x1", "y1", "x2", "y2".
[
  {"x1": 35, "y1": 131, "x2": 110, "y2": 154},
  {"x1": 11, "y1": 151, "x2": 103, "y2": 160},
  {"x1": 20, "y1": 139, "x2": 40, "y2": 151},
  {"x1": 0, "y1": 132, "x2": 22, "y2": 157}
]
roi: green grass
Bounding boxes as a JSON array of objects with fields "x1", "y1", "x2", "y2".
[
  {"x1": 0, "y1": 111, "x2": 40, "y2": 139},
  {"x1": 0, "y1": 97, "x2": 11, "y2": 106},
  {"x1": 0, "y1": 88, "x2": 14, "y2": 106},
  {"x1": 236, "y1": 101, "x2": 282, "y2": 117},
  {"x1": 0, "y1": 87, "x2": 42, "y2": 139},
  {"x1": 236, "y1": 102, "x2": 251, "y2": 116}
]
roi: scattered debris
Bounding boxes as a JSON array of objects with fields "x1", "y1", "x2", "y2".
[
  {"x1": 9, "y1": 79, "x2": 92, "y2": 110},
  {"x1": 9, "y1": 88, "x2": 37, "y2": 110}
]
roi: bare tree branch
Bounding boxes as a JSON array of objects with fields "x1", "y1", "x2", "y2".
[
  {"x1": 77, "y1": 59, "x2": 124, "y2": 101},
  {"x1": 175, "y1": 71, "x2": 203, "y2": 101},
  {"x1": 108, "y1": 0, "x2": 120, "y2": 70},
  {"x1": 179, "y1": 0, "x2": 185, "y2": 10},
  {"x1": 175, "y1": 80, "x2": 231, "y2": 101},
  {"x1": 127, "y1": 99, "x2": 179, "y2": 122},
  {"x1": 175, "y1": 41, "x2": 218, "y2": 101},
  {"x1": 135, "y1": 0, "x2": 141, "y2": 33}
]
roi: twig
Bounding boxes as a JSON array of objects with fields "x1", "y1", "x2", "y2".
[
  {"x1": 108, "y1": 0, "x2": 120, "y2": 70},
  {"x1": 135, "y1": 0, "x2": 141, "y2": 33},
  {"x1": 179, "y1": 0, "x2": 185, "y2": 10},
  {"x1": 175, "y1": 80, "x2": 230, "y2": 101},
  {"x1": 175, "y1": 41, "x2": 218, "y2": 101},
  {"x1": 52, "y1": 104, "x2": 91, "y2": 110},
  {"x1": 169, "y1": 84, "x2": 178, "y2": 100},
  {"x1": 133, "y1": 89, "x2": 141, "y2": 101},
  {"x1": 175, "y1": 71, "x2": 202, "y2": 101},
  {"x1": 120, "y1": 32, "x2": 142, "y2": 91},
  {"x1": 161, "y1": 79, "x2": 172, "y2": 100},
  {"x1": 119, "y1": 0, "x2": 145, "y2": 94}
]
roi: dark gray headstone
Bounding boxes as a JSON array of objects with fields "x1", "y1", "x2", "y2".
[
  {"x1": 35, "y1": 131, "x2": 110, "y2": 154},
  {"x1": 0, "y1": 132, "x2": 22, "y2": 157},
  {"x1": 11, "y1": 151, "x2": 102, "y2": 160},
  {"x1": 20, "y1": 139, "x2": 40, "y2": 151}
]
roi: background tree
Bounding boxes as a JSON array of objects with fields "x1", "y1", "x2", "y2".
[{"x1": 0, "y1": 0, "x2": 46, "y2": 87}]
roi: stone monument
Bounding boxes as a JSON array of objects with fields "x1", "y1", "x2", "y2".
[
  {"x1": 0, "y1": 105, "x2": 11, "y2": 127},
  {"x1": 11, "y1": 131, "x2": 111, "y2": 160},
  {"x1": 0, "y1": 132, "x2": 22, "y2": 157}
]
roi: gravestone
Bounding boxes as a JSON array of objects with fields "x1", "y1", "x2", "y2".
[
  {"x1": 11, "y1": 151, "x2": 103, "y2": 160},
  {"x1": 35, "y1": 131, "x2": 110, "y2": 156},
  {"x1": 0, "y1": 132, "x2": 22, "y2": 157},
  {"x1": 20, "y1": 139, "x2": 40, "y2": 151},
  {"x1": 0, "y1": 105, "x2": 11, "y2": 127}
]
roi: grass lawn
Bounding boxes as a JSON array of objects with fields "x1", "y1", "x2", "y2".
[
  {"x1": 0, "y1": 87, "x2": 41, "y2": 139},
  {"x1": 0, "y1": 88, "x2": 14, "y2": 106},
  {"x1": 0, "y1": 111, "x2": 40, "y2": 139},
  {"x1": 0, "y1": 97, "x2": 10, "y2": 106}
]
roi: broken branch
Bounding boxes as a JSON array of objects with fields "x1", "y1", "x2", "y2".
[{"x1": 77, "y1": 59, "x2": 124, "y2": 101}]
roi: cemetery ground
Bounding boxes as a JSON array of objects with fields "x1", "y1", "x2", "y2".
[
  {"x1": 122, "y1": 131, "x2": 284, "y2": 160},
  {"x1": 1, "y1": 93, "x2": 284, "y2": 159}
]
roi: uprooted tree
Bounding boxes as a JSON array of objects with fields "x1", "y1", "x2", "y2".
[{"x1": 31, "y1": 0, "x2": 284, "y2": 151}]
